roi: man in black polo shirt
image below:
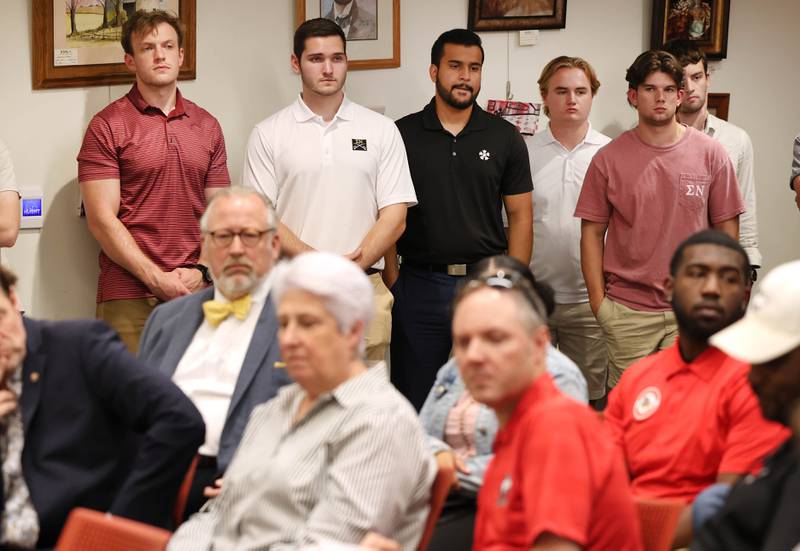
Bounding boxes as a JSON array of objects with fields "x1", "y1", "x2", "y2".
[{"x1": 387, "y1": 28, "x2": 533, "y2": 410}]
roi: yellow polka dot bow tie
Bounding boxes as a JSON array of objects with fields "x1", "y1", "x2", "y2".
[{"x1": 202, "y1": 295, "x2": 252, "y2": 327}]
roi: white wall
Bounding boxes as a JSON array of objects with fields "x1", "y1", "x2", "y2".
[{"x1": 2, "y1": 0, "x2": 798, "y2": 318}]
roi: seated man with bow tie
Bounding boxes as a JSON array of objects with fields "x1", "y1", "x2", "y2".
[{"x1": 139, "y1": 187, "x2": 292, "y2": 518}]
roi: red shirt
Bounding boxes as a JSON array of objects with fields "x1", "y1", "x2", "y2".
[
  {"x1": 473, "y1": 374, "x2": 642, "y2": 551},
  {"x1": 574, "y1": 128, "x2": 744, "y2": 312},
  {"x1": 78, "y1": 85, "x2": 230, "y2": 302},
  {"x1": 605, "y1": 342, "x2": 790, "y2": 503}
]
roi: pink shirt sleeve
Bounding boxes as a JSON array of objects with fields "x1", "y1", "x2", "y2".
[
  {"x1": 707, "y1": 151, "x2": 745, "y2": 224},
  {"x1": 77, "y1": 116, "x2": 120, "y2": 182},
  {"x1": 574, "y1": 156, "x2": 611, "y2": 222},
  {"x1": 204, "y1": 119, "x2": 231, "y2": 189}
]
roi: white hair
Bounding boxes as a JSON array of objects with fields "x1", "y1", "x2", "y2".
[
  {"x1": 272, "y1": 252, "x2": 374, "y2": 353},
  {"x1": 199, "y1": 186, "x2": 276, "y2": 233}
]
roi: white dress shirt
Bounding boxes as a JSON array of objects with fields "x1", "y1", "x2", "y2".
[
  {"x1": 172, "y1": 275, "x2": 271, "y2": 457},
  {"x1": 526, "y1": 124, "x2": 611, "y2": 304},
  {"x1": 704, "y1": 113, "x2": 761, "y2": 266}
]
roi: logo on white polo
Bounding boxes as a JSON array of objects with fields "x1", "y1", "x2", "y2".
[
  {"x1": 478, "y1": 149, "x2": 490, "y2": 161},
  {"x1": 632, "y1": 386, "x2": 662, "y2": 421}
]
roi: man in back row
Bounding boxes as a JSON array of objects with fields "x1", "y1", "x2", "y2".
[
  {"x1": 527, "y1": 56, "x2": 610, "y2": 406},
  {"x1": 0, "y1": 138, "x2": 19, "y2": 252},
  {"x1": 243, "y1": 17, "x2": 416, "y2": 363},
  {"x1": 664, "y1": 39, "x2": 761, "y2": 277},
  {"x1": 390, "y1": 29, "x2": 533, "y2": 410},
  {"x1": 79, "y1": 10, "x2": 230, "y2": 354},
  {"x1": 576, "y1": 49, "x2": 744, "y2": 389}
]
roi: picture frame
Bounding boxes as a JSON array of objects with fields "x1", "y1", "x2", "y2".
[
  {"x1": 32, "y1": 0, "x2": 196, "y2": 90},
  {"x1": 707, "y1": 92, "x2": 729, "y2": 121},
  {"x1": 650, "y1": 0, "x2": 730, "y2": 60},
  {"x1": 294, "y1": 0, "x2": 400, "y2": 70},
  {"x1": 467, "y1": 0, "x2": 567, "y2": 32}
]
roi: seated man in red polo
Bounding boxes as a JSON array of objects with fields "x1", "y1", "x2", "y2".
[
  {"x1": 605, "y1": 230, "x2": 789, "y2": 547},
  {"x1": 454, "y1": 261, "x2": 641, "y2": 550}
]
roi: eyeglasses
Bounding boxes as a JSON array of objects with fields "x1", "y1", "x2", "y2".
[
  {"x1": 461, "y1": 269, "x2": 546, "y2": 318},
  {"x1": 206, "y1": 228, "x2": 275, "y2": 248}
]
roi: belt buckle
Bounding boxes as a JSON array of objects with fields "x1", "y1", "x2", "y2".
[{"x1": 447, "y1": 264, "x2": 467, "y2": 276}]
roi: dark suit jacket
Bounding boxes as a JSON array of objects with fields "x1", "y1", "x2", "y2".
[
  {"x1": 12, "y1": 318, "x2": 205, "y2": 549},
  {"x1": 139, "y1": 286, "x2": 290, "y2": 472}
]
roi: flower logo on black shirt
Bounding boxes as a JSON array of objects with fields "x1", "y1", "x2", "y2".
[{"x1": 478, "y1": 149, "x2": 490, "y2": 161}]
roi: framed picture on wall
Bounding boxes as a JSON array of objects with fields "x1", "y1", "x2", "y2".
[
  {"x1": 32, "y1": 0, "x2": 196, "y2": 90},
  {"x1": 707, "y1": 92, "x2": 729, "y2": 121},
  {"x1": 467, "y1": 0, "x2": 567, "y2": 32},
  {"x1": 651, "y1": 0, "x2": 730, "y2": 59},
  {"x1": 295, "y1": 0, "x2": 400, "y2": 70}
]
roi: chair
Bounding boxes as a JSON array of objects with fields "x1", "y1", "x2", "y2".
[
  {"x1": 635, "y1": 497, "x2": 686, "y2": 551},
  {"x1": 416, "y1": 463, "x2": 457, "y2": 551},
  {"x1": 55, "y1": 507, "x2": 171, "y2": 551},
  {"x1": 172, "y1": 454, "x2": 200, "y2": 527}
]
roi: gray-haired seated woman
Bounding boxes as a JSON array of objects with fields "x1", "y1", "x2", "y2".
[
  {"x1": 419, "y1": 255, "x2": 588, "y2": 551},
  {"x1": 169, "y1": 252, "x2": 435, "y2": 551}
]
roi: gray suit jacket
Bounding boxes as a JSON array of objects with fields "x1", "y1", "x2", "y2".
[{"x1": 139, "y1": 286, "x2": 291, "y2": 472}]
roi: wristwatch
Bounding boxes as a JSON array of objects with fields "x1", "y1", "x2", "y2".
[{"x1": 192, "y1": 264, "x2": 213, "y2": 285}]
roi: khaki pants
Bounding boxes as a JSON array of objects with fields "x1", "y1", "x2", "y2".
[
  {"x1": 96, "y1": 297, "x2": 160, "y2": 355},
  {"x1": 596, "y1": 297, "x2": 677, "y2": 388},
  {"x1": 550, "y1": 302, "x2": 608, "y2": 400},
  {"x1": 364, "y1": 273, "x2": 393, "y2": 363}
]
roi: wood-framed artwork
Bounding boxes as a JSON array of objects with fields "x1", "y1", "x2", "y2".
[
  {"x1": 707, "y1": 92, "x2": 729, "y2": 121},
  {"x1": 295, "y1": 0, "x2": 400, "y2": 70},
  {"x1": 650, "y1": 0, "x2": 730, "y2": 60},
  {"x1": 467, "y1": 0, "x2": 567, "y2": 32},
  {"x1": 32, "y1": 0, "x2": 196, "y2": 90}
]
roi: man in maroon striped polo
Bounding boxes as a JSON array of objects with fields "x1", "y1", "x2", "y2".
[{"x1": 78, "y1": 10, "x2": 230, "y2": 353}]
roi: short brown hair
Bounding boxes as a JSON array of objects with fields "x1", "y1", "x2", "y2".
[
  {"x1": 293, "y1": 18, "x2": 346, "y2": 61},
  {"x1": 538, "y1": 56, "x2": 601, "y2": 117},
  {"x1": 625, "y1": 50, "x2": 684, "y2": 91},
  {"x1": 122, "y1": 9, "x2": 184, "y2": 55},
  {"x1": 663, "y1": 39, "x2": 708, "y2": 74},
  {"x1": 0, "y1": 265, "x2": 17, "y2": 297}
]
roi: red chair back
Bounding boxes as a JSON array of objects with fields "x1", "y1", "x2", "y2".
[
  {"x1": 172, "y1": 454, "x2": 200, "y2": 527},
  {"x1": 55, "y1": 507, "x2": 171, "y2": 551},
  {"x1": 635, "y1": 497, "x2": 686, "y2": 551},
  {"x1": 416, "y1": 463, "x2": 456, "y2": 551}
]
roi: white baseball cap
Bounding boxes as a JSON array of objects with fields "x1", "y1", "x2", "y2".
[{"x1": 710, "y1": 260, "x2": 800, "y2": 364}]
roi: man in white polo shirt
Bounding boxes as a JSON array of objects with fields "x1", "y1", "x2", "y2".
[
  {"x1": 0, "y1": 138, "x2": 20, "y2": 253},
  {"x1": 243, "y1": 17, "x2": 416, "y2": 362},
  {"x1": 527, "y1": 56, "x2": 611, "y2": 406}
]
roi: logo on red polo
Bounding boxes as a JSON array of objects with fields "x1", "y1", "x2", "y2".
[{"x1": 632, "y1": 386, "x2": 662, "y2": 421}]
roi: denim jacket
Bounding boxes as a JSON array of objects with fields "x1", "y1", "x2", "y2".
[{"x1": 418, "y1": 344, "x2": 588, "y2": 495}]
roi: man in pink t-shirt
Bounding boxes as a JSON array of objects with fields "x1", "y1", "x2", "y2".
[{"x1": 574, "y1": 50, "x2": 743, "y2": 389}]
